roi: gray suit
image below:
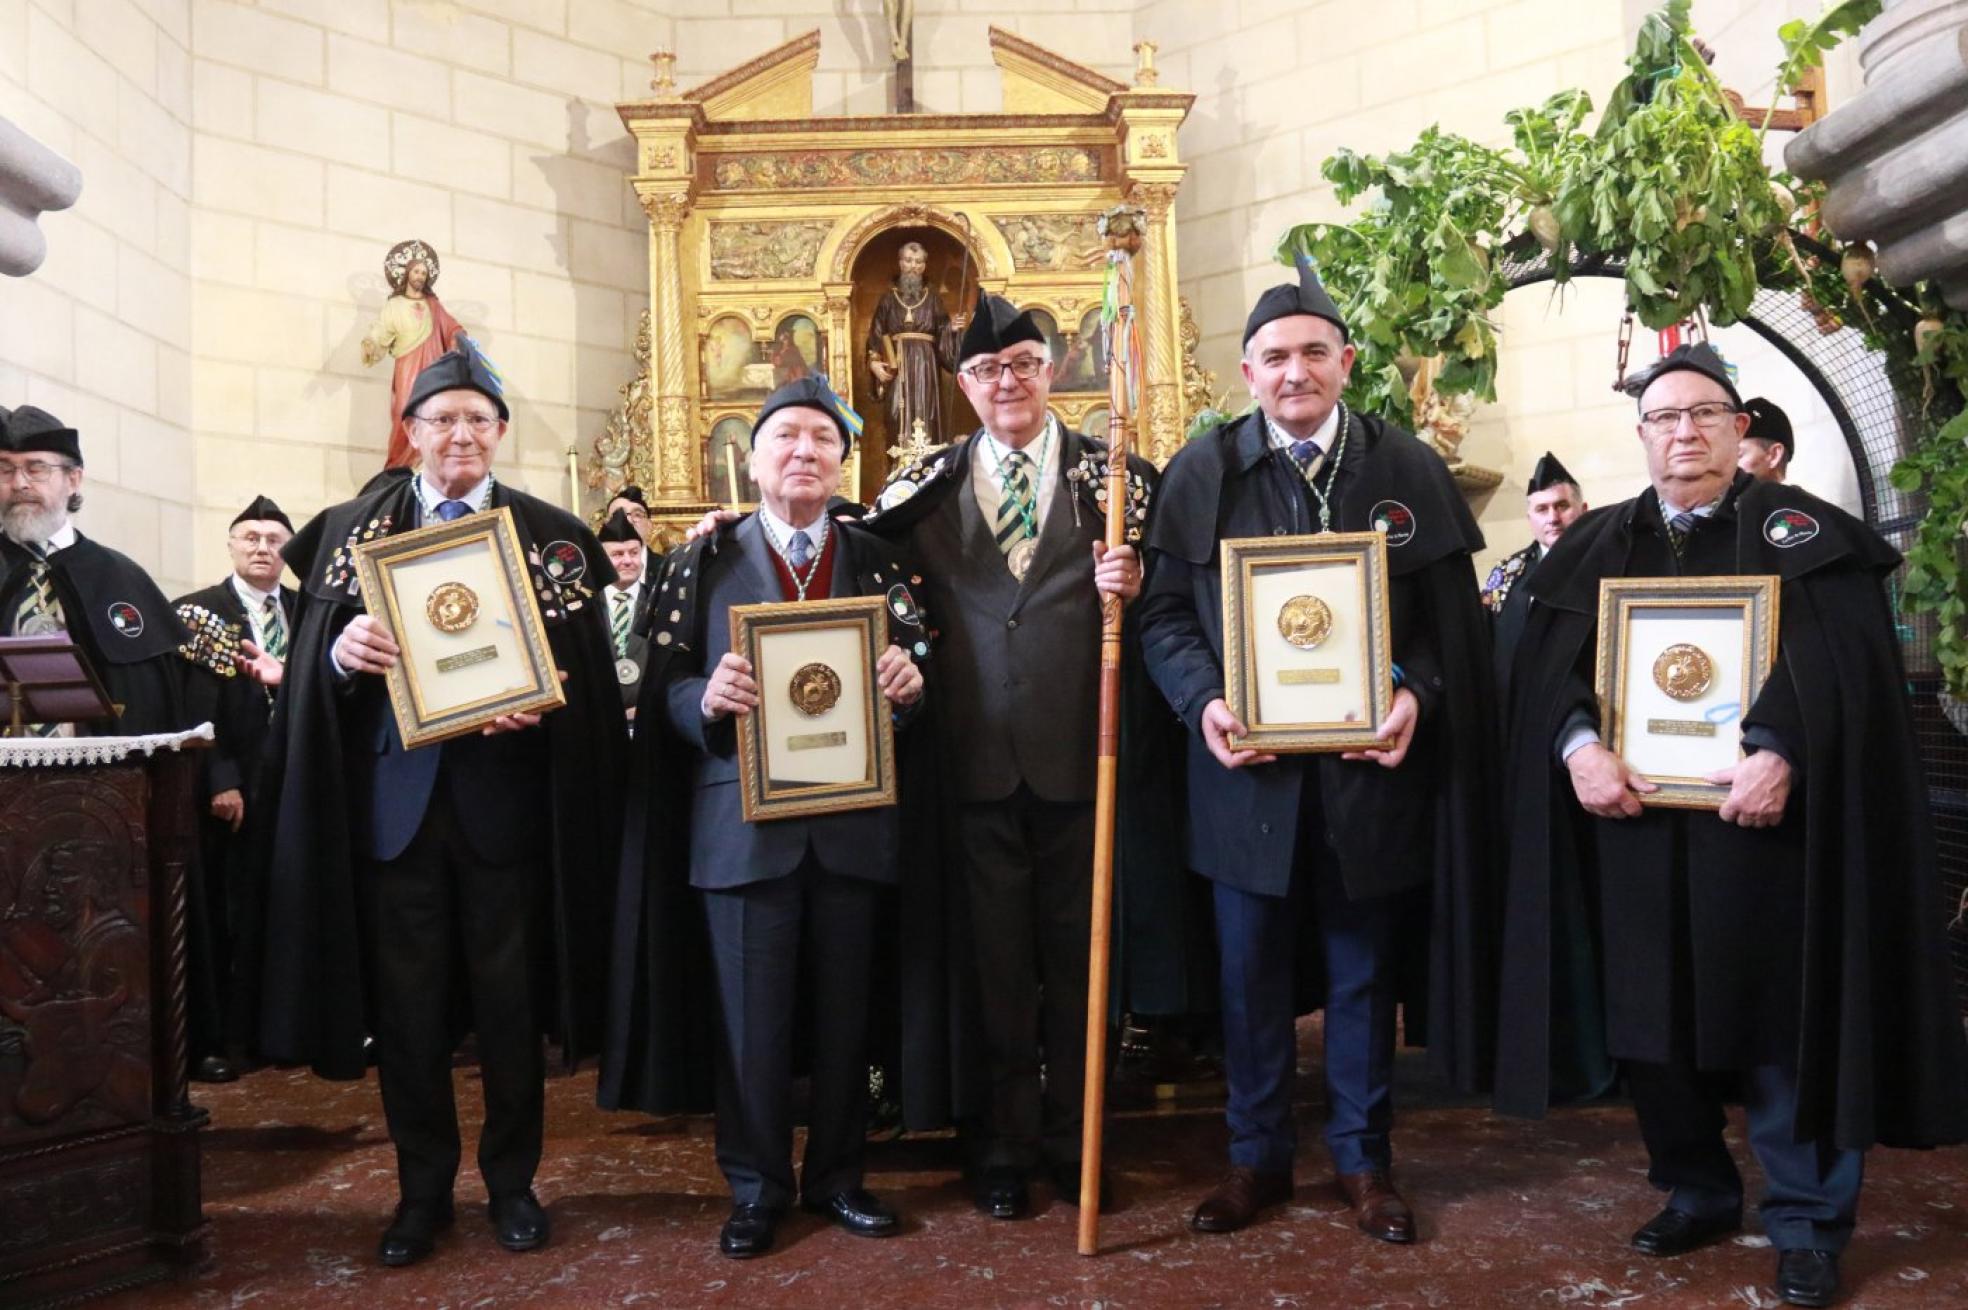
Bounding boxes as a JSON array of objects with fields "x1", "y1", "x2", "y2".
[
  {"x1": 885, "y1": 427, "x2": 1115, "y2": 1172},
  {"x1": 658, "y1": 512, "x2": 908, "y2": 1209}
]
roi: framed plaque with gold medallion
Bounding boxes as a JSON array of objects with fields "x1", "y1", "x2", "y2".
[
  {"x1": 729, "y1": 594, "x2": 897, "y2": 822},
  {"x1": 1594, "y1": 574, "x2": 1780, "y2": 809},
  {"x1": 1220, "y1": 531, "x2": 1394, "y2": 753},
  {"x1": 352, "y1": 506, "x2": 566, "y2": 749}
]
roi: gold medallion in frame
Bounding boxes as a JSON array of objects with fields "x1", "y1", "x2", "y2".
[
  {"x1": 1593, "y1": 574, "x2": 1780, "y2": 810},
  {"x1": 1220, "y1": 531, "x2": 1393, "y2": 753},
  {"x1": 729, "y1": 593, "x2": 897, "y2": 821},
  {"x1": 353, "y1": 506, "x2": 566, "y2": 749}
]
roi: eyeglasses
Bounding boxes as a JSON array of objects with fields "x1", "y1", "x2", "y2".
[
  {"x1": 1640, "y1": 403, "x2": 1737, "y2": 436},
  {"x1": 414, "y1": 412, "x2": 500, "y2": 435},
  {"x1": 229, "y1": 531, "x2": 289, "y2": 549},
  {"x1": 0, "y1": 460, "x2": 75, "y2": 486},
  {"x1": 961, "y1": 355, "x2": 1047, "y2": 385}
]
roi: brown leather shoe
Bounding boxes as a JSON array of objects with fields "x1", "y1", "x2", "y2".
[
  {"x1": 1190, "y1": 1167, "x2": 1292, "y2": 1233},
  {"x1": 1337, "y1": 1170, "x2": 1416, "y2": 1244}
]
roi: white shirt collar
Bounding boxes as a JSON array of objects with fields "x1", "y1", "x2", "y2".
[
  {"x1": 1264, "y1": 403, "x2": 1341, "y2": 454},
  {"x1": 43, "y1": 521, "x2": 79, "y2": 553},
  {"x1": 415, "y1": 472, "x2": 494, "y2": 520},
  {"x1": 980, "y1": 415, "x2": 1056, "y2": 468},
  {"x1": 606, "y1": 577, "x2": 642, "y2": 601},
  {"x1": 758, "y1": 501, "x2": 828, "y2": 542},
  {"x1": 1656, "y1": 485, "x2": 1727, "y2": 520},
  {"x1": 230, "y1": 573, "x2": 277, "y2": 609}
]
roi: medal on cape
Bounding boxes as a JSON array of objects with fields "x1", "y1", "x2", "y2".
[
  {"x1": 789, "y1": 661, "x2": 842, "y2": 716},
  {"x1": 18, "y1": 613, "x2": 62, "y2": 637},
  {"x1": 1653, "y1": 643, "x2": 1714, "y2": 701},
  {"x1": 1276, "y1": 594, "x2": 1333, "y2": 650},
  {"x1": 426, "y1": 582, "x2": 480, "y2": 633},
  {"x1": 616, "y1": 656, "x2": 640, "y2": 686}
]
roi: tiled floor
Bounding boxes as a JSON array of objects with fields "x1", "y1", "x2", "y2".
[{"x1": 115, "y1": 1041, "x2": 1968, "y2": 1308}]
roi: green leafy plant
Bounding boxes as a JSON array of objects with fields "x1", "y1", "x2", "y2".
[{"x1": 1264, "y1": 0, "x2": 1968, "y2": 691}]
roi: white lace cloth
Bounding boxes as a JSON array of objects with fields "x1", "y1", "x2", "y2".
[{"x1": 0, "y1": 723, "x2": 215, "y2": 768}]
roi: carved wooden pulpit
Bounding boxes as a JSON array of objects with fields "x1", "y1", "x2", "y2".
[
  {"x1": 0, "y1": 729, "x2": 211, "y2": 1306},
  {"x1": 594, "y1": 28, "x2": 1213, "y2": 542}
]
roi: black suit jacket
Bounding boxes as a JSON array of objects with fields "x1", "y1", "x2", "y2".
[{"x1": 661, "y1": 514, "x2": 910, "y2": 890}]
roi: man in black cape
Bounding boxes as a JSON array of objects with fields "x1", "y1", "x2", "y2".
[
  {"x1": 852, "y1": 290, "x2": 1187, "y2": 1218},
  {"x1": 0, "y1": 403, "x2": 191, "y2": 735},
  {"x1": 600, "y1": 376, "x2": 928, "y2": 1258},
  {"x1": 1482, "y1": 451, "x2": 1586, "y2": 706},
  {"x1": 258, "y1": 346, "x2": 626, "y2": 1267},
  {"x1": 1138, "y1": 257, "x2": 1497, "y2": 1241},
  {"x1": 1494, "y1": 343, "x2": 1968, "y2": 1308},
  {"x1": 173, "y1": 494, "x2": 298, "y2": 1081}
]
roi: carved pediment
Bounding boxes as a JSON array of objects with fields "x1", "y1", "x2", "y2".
[
  {"x1": 685, "y1": 30, "x2": 820, "y2": 122},
  {"x1": 989, "y1": 27, "x2": 1128, "y2": 114}
]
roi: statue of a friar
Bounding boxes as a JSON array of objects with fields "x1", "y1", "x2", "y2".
[{"x1": 863, "y1": 241, "x2": 967, "y2": 447}]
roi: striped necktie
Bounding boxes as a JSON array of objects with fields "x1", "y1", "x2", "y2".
[
  {"x1": 1666, "y1": 508, "x2": 1698, "y2": 557},
  {"x1": 10, "y1": 555, "x2": 64, "y2": 638},
  {"x1": 260, "y1": 594, "x2": 288, "y2": 661},
  {"x1": 610, "y1": 589, "x2": 632, "y2": 658},
  {"x1": 995, "y1": 449, "x2": 1035, "y2": 561}
]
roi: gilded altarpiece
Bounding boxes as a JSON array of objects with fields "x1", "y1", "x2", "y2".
[{"x1": 594, "y1": 29, "x2": 1201, "y2": 544}]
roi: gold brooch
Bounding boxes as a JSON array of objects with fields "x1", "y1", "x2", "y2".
[
  {"x1": 426, "y1": 582, "x2": 480, "y2": 634},
  {"x1": 789, "y1": 662, "x2": 842, "y2": 717},
  {"x1": 1653, "y1": 643, "x2": 1714, "y2": 701},
  {"x1": 1277, "y1": 595, "x2": 1333, "y2": 650}
]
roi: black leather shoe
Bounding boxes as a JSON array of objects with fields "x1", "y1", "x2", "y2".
[
  {"x1": 802, "y1": 1187, "x2": 900, "y2": 1237},
  {"x1": 488, "y1": 1190, "x2": 549, "y2": 1252},
  {"x1": 191, "y1": 1055, "x2": 237, "y2": 1083},
  {"x1": 1631, "y1": 1205, "x2": 1741, "y2": 1257},
  {"x1": 378, "y1": 1199, "x2": 453, "y2": 1267},
  {"x1": 1046, "y1": 1161, "x2": 1113, "y2": 1212},
  {"x1": 973, "y1": 1168, "x2": 1029, "y2": 1220},
  {"x1": 1775, "y1": 1250, "x2": 1840, "y2": 1307},
  {"x1": 719, "y1": 1203, "x2": 780, "y2": 1259}
]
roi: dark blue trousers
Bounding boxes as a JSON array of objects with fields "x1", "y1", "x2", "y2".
[
  {"x1": 1212, "y1": 843, "x2": 1400, "y2": 1177},
  {"x1": 1628, "y1": 1058, "x2": 1865, "y2": 1252}
]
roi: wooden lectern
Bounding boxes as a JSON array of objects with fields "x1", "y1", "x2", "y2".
[{"x1": 0, "y1": 657, "x2": 211, "y2": 1303}]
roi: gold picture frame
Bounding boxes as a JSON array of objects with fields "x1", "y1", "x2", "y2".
[
  {"x1": 353, "y1": 506, "x2": 567, "y2": 749},
  {"x1": 1594, "y1": 574, "x2": 1781, "y2": 809},
  {"x1": 1221, "y1": 531, "x2": 1394, "y2": 753},
  {"x1": 730, "y1": 594, "x2": 897, "y2": 822}
]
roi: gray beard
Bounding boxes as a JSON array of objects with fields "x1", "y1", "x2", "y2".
[
  {"x1": 1, "y1": 500, "x2": 65, "y2": 548},
  {"x1": 897, "y1": 272, "x2": 925, "y2": 296}
]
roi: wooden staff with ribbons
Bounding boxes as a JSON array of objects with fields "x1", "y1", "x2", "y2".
[{"x1": 1078, "y1": 205, "x2": 1147, "y2": 1255}]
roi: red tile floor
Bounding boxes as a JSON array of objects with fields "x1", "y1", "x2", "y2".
[{"x1": 117, "y1": 1036, "x2": 1968, "y2": 1308}]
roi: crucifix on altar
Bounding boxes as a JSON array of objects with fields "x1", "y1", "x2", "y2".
[{"x1": 882, "y1": 0, "x2": 915, "y2": 112}]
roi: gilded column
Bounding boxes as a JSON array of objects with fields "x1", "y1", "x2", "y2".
[
  {"x1": 638, "y1": 188, "x2": 696, "y2": 500},
  {"x1": 1129, "y1": 181, "x2": 1184, "y2": 465}
]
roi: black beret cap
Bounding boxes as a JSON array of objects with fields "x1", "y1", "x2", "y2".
[
  {"x1": 751, "y1": 375, "x2": 862, "y2": 454},
  {"x1": 608, "y1": 484, "x2": 648, "y2": 508},
  {"x1": 1243, "y1": 253, "x2": 1349, "y2": 346},
  {"x1": 402, "y1": 339, "x2": 510, "y2": 422},
  {"x1": 230, "y1": 494, "x2": 293, "y2": 532},
  {"x1": 1527, "y1": 450, "x2": 1579, "y2": 495},
  {"x1": 1741, "y1": 397, "x2": 1793, "y2": 452},
  {"x1": 597, "y1": 508, "x2": 641, "y2": 543},
  {"x1": 0, "y1": 404, "x2": 82, "y2": 464},
  {"x1": 958, "y1": 289, "x2": 1046, "y2": 363},
  {"x1": 1623, "y1": 342, "x2": 1742, "y2": 410}
]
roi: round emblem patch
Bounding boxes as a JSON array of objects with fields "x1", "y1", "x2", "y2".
[
  {"x1": 789, "y1": 661, "x2": 842, "y2": 717},
  {"x1": 886, "y1": 584, "x2": 921, "y2": 626},
  {"x1": 1763, "y1": 508, "x2": 1820, "y2": 549},
  {"x1": 1276, "y1": 595, "x2": 1333, "y2": 650},
  {"x1": 615, "y1": 656, "x2": 641, "y2": 686},
  {"x1": 541, "y1": 540, "x2": 585, "y2": 583},
  {"x1": 106, "y1": 602, "x2": 144, "y2": 637},
  {"x1": 1369, "y1": 500, "x2": 1416, "y2": 547}
]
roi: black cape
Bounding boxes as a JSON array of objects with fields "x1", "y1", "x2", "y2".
[
  {"x1": 597, "y1": 518, "x2": 964, "y2": 1123},
  {"x1": 869, "y1": 433, "x2": 1209, "y2": 1025},
  {"x1": 1495, "y1": 476, "x2": 1968, "y2": 1149},
  {"x1": 257, "y1": 479, "x2": 627, "y2": 1079},
  {"x1": 1148, "y1": 409, "x2": 1500, "y2": 1091},
  {"x1": 1, "y1": 533, "x2": 190, "y2": 735}
]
